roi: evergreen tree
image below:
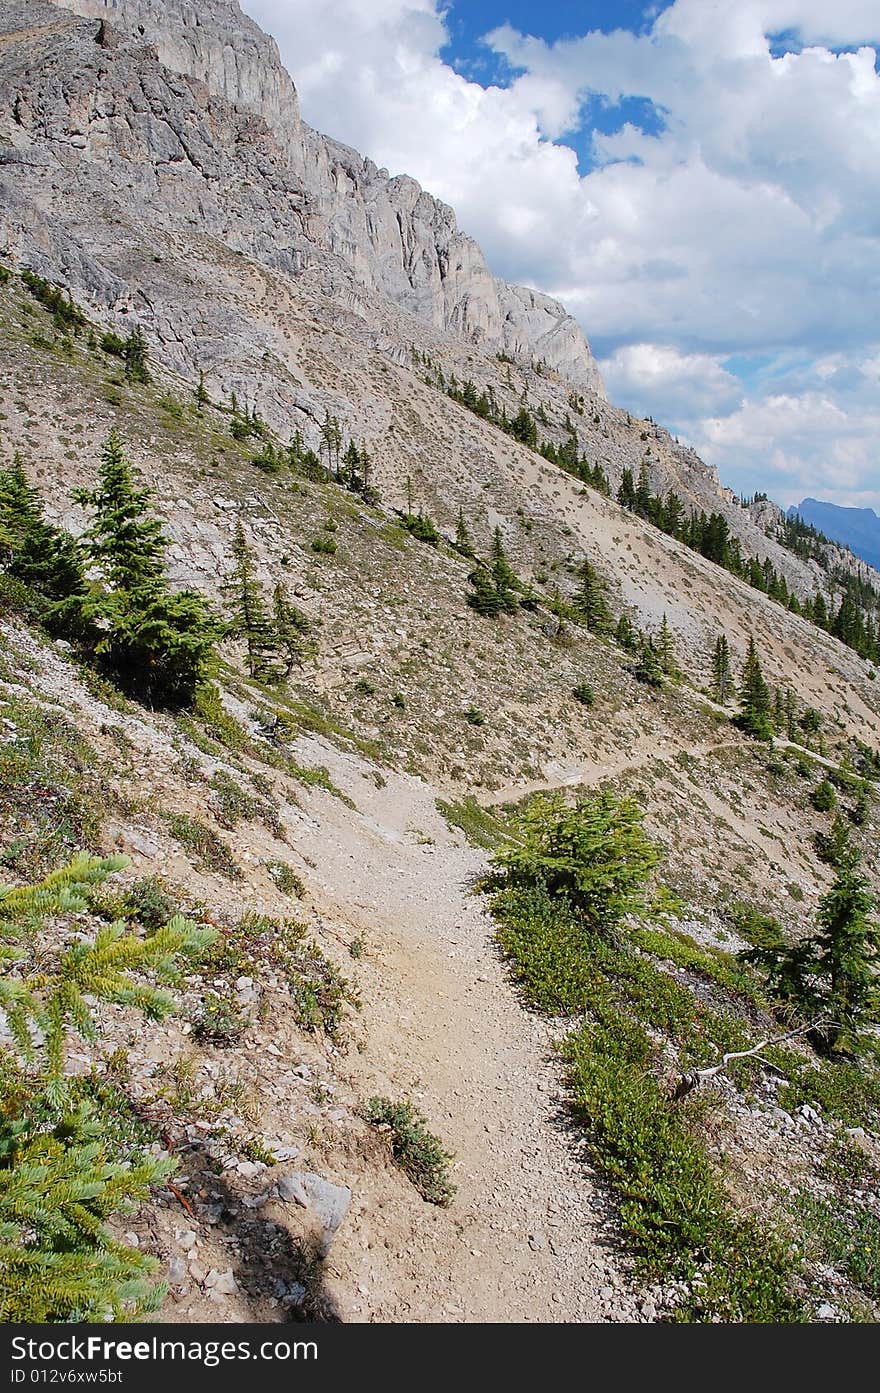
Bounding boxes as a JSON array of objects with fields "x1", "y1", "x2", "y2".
[
  {"x1": 635, "y1": 460, "x2": 653, "y2": 518},
  {"x1": 489, "y1": 527, "x2": 519, "y2": 613},
  {"x1": 812, "y1": 855, "x2": 880, "y2": 1053},
  {"x1": 784, "y1": 687, "x2": 798, "y2": 741},
  {"x1": 195, "y1": 371, "x2": 210, "y2": 409},
  {"x1": 123, "y1": 326, "x2": 150, "y2": 384},
  {"x1": 75, "y1": 431, "x2": 166, "y2": 592},
  {"x1": 655, "y1": 613, "x2": 679, "y2": 679},
  {"x1": 617, "y1": 467, "x2": 637, "y2": 511},
  {"x1": 224, "y1": 521, "x2": 280, "y2": 680},
  {"x1": 272, "y1": 583, "x2": 314, "y2": 676},
  {"x1": 736, "y1": 635, "x2": 773, "y2": 739},
  {"x1": 811, "y1": 779, "x2": 837, "y2": 813},
  {"x1": 710, "y1": 632, "x2": 734, "y2": 703},
  {"x1": 467, "y1": 529, "x2": 519, "y2": 618},
  {"x1": 454, "y1": 505, "x2": 475, "y2": 558},
  {"x1": 614, "y1": 612, "x2": 640, "y2": 654},
  {"x1": 573, "y1": 560, "x2": 611, "y2": 635},
  {"x1": 634, "y1": 637, "x2": 664, "y2": 687},
  {"x1": 76, "y1": 433, "x2": 221, "y2": 705},
  {"x1": 0, "y1": 853, "x2": 215, "y2": 1320},
  {"x1": 0, "y1": 456, "x2": 88, "y2": 624}
]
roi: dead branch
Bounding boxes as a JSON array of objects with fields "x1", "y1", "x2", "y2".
[{"x1": 671, "y1": 1019, "x2": 832, "y2": 1101}]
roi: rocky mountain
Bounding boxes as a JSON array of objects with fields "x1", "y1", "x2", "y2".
[
  {"x1": 2, "y1": 0, "x2": 880, "y2": 1330},
  {"x1": 9, "y1": 0, "x2": 606, "y2": 397},
  {"x1": 791, "y1": 499, "x2": 880, "y2": 573}
]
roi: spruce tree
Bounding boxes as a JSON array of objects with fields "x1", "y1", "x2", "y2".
[
  {"x1": 123, "y1": 326, "x2": 150, "y2": 384},
  {"x1": 489, "y1": 527, "x2": 519, "y2": 613},
  {"x1": 0, "y1": 853, "x2": 215, "y2": 1320},
  {"x1": 656, "y1": 613, "x2": 679, "y2": 679},
  {"x1": 617, "y1": 467, "x2": 637, "y2": 511},
  {"x1": 75, "y1": 431, "x2": 166, "y2": 592},
  {"x1": 0, "y1": 456, "x2": 88, "y2": 623},
  {"x1": 736, "y1": 635, "x2": 773, "y2": 739},
  {"x1": 573, "y1": 560, "x2": 611, "y2": 635},
  {"x1": 76, "y1": 433, "x2": 221, "y2": 704},
  {"x1": 454, "y1": 505, "x2": 475, "y2": 558},
  {"x1": 272, "y1": 582, "x2": 314, "y2": 676},
  {"x1": 812, "y1": 855, "x2": 880, "y2": 1054},
  {"x1": 711, "y1": 632, "x2": 734, "y2": 703},
  {"x1": 634, "y1": 637, "x2": 664, "y2": 687},
  {"x1": 224, "y1": 521, "x2": 280, "y2": 680},
  {"x1": 195, "y1": 371, "x2": 210, "y2": 409},
  {"x1": 614, "y1": 612, "x2": 640, "y2": 654}
]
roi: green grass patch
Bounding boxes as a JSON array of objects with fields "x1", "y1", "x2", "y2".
[
  {"x1": 202, "y1": 912, "x2": 355, "y2": 1039},
  {"x1": 164, "y1": 811, "x2": 240, "y2": 879},
  {"x1": 488, "y1": 882, "x2": 805, "y2": 1321},
  {"x1": 436, "y1": 795, "x2": 512, "y2": 851},
  {"x1": 0, "y1": 697, "x2": 105, "y2": 878}
]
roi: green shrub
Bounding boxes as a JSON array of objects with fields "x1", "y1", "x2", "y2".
[
  {"x1": 310, "y1": 534, "x2": 337, "y2": 556},
  {"x1": 495, "y1": 788, "x2": 660, "y2": 936},
  {"x1": 811, "y1": 779, "x2": 837, "y2": 812},
  {"x1": 573, "y1": 681, "x2": 595, "y2": 707},
  {"x1": 165, "y1": 812, "x2": 240, "y2": 879},
  {"x1": 365, "y1": 1098, "x2": 455, "y2": 1206}
]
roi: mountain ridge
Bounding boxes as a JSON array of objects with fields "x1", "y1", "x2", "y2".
[{"x1": 789, "y1": 497, "x2": 880, "y2": 572}]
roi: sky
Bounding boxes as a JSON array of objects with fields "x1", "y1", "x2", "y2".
[{"x1": 244, "y1": 1, "x2": 880, "y2": 510}]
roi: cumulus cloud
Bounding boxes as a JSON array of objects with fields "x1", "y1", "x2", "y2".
[{"x1": 244, "y1": 0, "x2": 880, "y2": 506}]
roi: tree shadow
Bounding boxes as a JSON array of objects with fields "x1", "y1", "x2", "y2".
[{"x1": 164, "y1": 1143, "x2": 344, "y2": 1323}]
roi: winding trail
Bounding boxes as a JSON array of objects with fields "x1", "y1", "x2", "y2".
[{"x1": 286, "y1": 737, "x2": 640, "y2": 1323}]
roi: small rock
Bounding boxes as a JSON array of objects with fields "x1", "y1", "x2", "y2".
[
  {"x1": 167, "y1": 1258, "x2": 187, "y2": 1284},
  {"x1": 528, "y1": 1233, "x2": 547, "y2": 1252},
  {"x1": 277, "y1": 1171, "x2": 351, "y2": 1255},
  {"x1": 214, "y1": 1270, "x2": 238, "y2": 1295},
  {"x1": 817, "y1": 1303, "x2": 836, "y2": 1321},
  {"x1": 177, "y1": 1230, "x2": 198, "y2": 1251},
  {"x1": 188, "y1": 1260, "x2": 206, "y2": 1283},
  {"x1": 237, "y1": 1160, "x2": 264, "y2": 1179}
]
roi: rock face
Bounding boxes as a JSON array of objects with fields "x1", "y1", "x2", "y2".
[{"x1": 30, "y1": 0, "x2": 604, "y2": 395}]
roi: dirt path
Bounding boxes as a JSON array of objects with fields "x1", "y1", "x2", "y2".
[{"x1": 287, "y1": 737, "x2": 641, "y2": 1323}]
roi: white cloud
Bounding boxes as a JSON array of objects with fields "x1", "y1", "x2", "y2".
[{"x1": 243, "y1": 0, "x2": 880, "y2": 506}]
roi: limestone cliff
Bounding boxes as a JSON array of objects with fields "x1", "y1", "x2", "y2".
[{"x1": 33, "y1": 0, "x2": 605, "y2": 394}]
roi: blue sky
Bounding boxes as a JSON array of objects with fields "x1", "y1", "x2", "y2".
[{"x1": 246, "y1": 1, "x2": 880, "y2": 510}]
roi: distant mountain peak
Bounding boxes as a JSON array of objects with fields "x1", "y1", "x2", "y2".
[{"x1": 789, "y1": 498, "x2": 880, "y2": 571}]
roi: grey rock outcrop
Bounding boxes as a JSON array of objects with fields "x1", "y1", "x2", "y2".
[{"x1": 34, "y1": 0, "x2": 604, "y2": 394}]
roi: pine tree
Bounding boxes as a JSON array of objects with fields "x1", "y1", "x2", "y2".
[
  {"x1": 710, "y1": 632, "x2": 734, "y2": 703},
  {"x1": 0, "y1": 853, "x2": 215, "y2": 1320},
  {"x1": 634, "y1": 637, "x2": 664, "y2": 687},
  {"x1": 272, "y1": 583, "x2": 314, "y2": 676},
  {"x1": 614, "y1": 612, "x2": 640, "y2": 654},
  {"x1": 75, "y1": 431, "x2": 166, "y2": 592},
  {"x1": 736, "y1": 635, "x2": 773, "y2": 739},
  {"x1": 123, "y1": 325, "x2": 150, "y2": 384},
  {"x1": 224, "y1": 521, "x2": 280, "y2": 680},
  {"x1": 573, "y1": 560, "x2": 611, "y2": 635},
  {"x1": 655, "y1": 613, "x2": 679, "y2": 679},
  {"x1": 454, "y1": 505, "x2": 475, "y2": 558}
]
